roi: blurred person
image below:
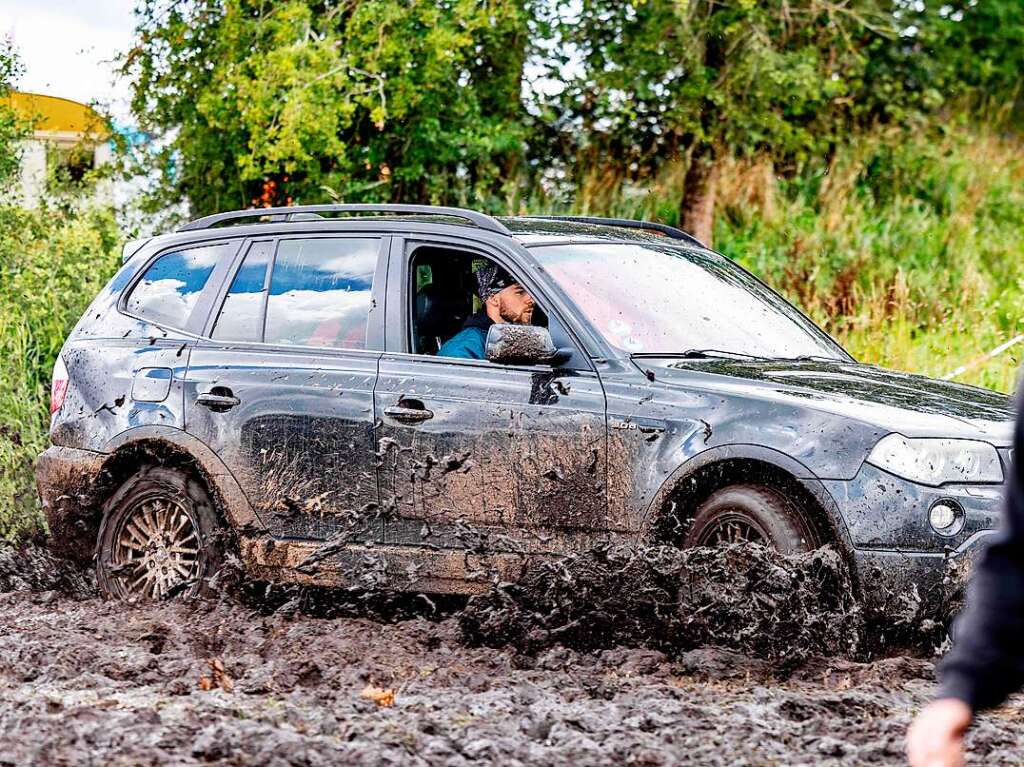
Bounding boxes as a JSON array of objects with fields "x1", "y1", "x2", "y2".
[{"x1": 907, "y1": 393, "x2": 1024, "y2": 766}]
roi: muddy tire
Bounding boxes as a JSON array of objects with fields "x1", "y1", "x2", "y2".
[
  {"x1": 96, "y1": 467, "x2": 222, "y2": 600},
  {"x1": 683, "y1": 484, "x2": 816, "y2": 554}
]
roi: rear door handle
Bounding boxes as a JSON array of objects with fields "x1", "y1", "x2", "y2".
[
  {"x1": 196, "y1": 389, "x2": 240, "y2": 411},
  {"x1": 384, "y1": 405, "x2": 434, "y2": 423}
]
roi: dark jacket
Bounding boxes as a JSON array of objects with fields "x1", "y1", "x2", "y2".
[
  {"x1": 939, "y1": 391, "x2": 1024, "y2": 710},
  {"x1": 438, "y1": 311, "x2": 493, "y2": 360}
]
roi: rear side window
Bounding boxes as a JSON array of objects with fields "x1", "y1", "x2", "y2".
[
  {"x1": 126, "y1": 243, "x2": 231, "y2": 329},
  {"x1": 212, "y1": 240, "x2": 274, "y2": 342},
  {"x1": 264, "y1": 238, "x2": 379, "y2": 349}
]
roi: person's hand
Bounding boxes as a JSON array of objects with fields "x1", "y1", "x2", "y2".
[{"x1": 907, "y1": 698, "x2": 973, "y2": 767}]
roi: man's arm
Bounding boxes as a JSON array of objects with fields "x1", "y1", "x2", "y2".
[
  {"x1": 937, "y1": 404, "x2": 1024, "y2": 710},
  {"x1": 908, "y1": 392, "x2": 1024, "y2": 766}
]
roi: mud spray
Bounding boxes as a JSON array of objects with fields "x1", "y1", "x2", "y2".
[{"x1": 0, "y1": 541, "x2": 1019, "y2": 766}]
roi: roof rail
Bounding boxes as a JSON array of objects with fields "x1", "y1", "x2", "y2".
[
  {"x1": 178, "y1": 204, "x2": 513, "y2": 236},
  {"x1": 524, "y1": 215, "x2": 705, "y2": 248}
]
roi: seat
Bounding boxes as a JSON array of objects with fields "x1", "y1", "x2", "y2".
[{"x1": 414, "y1": 278, "x2": 472, "y2": 354}]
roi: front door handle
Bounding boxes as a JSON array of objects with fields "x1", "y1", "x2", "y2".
[
  {"x1": 384, "y1": 404, "x2": 434, "y2": 423},
  {"x1": 196, "y1": 388, "x2": 240, "y2": 412}
]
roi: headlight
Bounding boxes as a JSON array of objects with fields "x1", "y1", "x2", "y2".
[{"x1": 867, "y1": 434, "x2": 1003, "y2": 486}]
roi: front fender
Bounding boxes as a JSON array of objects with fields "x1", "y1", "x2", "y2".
[{"x1": 637, "y1": 443, "x2": 854, "y2": 555}]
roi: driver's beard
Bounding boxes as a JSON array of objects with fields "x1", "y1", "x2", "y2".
[{"x1": 499, "y1": 302, "x2": 532, "y2": 324}]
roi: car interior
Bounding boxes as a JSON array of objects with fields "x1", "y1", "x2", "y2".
[{"x1": 410, "y1": 247, "x2": 547, "y2": 355}]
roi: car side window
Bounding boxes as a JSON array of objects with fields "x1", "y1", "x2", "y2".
[
  {"x1": 126, "y1": 242, "x2": 232, "y2": 329},
  {"x1": 409, "y1": 247, "x2": 547, "y2": 357},
  {"x1": 212, "y1": 240, "x2": 274, "y2": 342},
  {"x1": 264, "y1": 237, "x2": 380, "y2": 349}
]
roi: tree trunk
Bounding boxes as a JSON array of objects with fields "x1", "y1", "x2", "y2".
[{"x1": 680, "y1": 144, "x2": 719, "y2": 247}]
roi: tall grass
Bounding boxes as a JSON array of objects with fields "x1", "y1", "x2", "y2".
[
  {"x1": 0, "y1": 206, "x2": 120, "y2": 536},
  {"x1": 556, "y1": 127, "x2": 1024, "y2": 392}
]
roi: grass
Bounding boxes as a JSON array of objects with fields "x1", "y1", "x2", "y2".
[{"x1": 0, "y1": 205, "x2": 120, "y2": 537}]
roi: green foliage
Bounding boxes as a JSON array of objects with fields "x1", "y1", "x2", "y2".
[
  {"x1": 552, "y1": 126, "x2": 1024, "y2": 392},
  {"x1": 0, "y1": 36, "x2": 28, "y2": 190},
  {"x1": 546, "y1": 1, "x2": 896, "y2": 165},
  {"x1": 0, "y1": 206, "x2": 121, "y2": 537},
  {"x1": 124, "y1": 0, "x2": 530, "y2": 216}
]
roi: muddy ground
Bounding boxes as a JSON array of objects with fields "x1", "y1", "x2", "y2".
[{"x1": 2, "y1": 546, "x2": 1024, "y2": 766}]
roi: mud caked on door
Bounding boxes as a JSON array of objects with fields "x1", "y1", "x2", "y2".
[
  {"x1": 183, "y1": 236, "x2": 385, "y2": 542},
  {"x1": 374, "y1": 240, "x2": 610, "y2": 584}
]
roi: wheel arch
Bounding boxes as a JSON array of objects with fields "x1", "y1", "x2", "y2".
[
  {"x1": 642, "y1": 444, "x2": 854, "y2": 556},
  {"x1": 96, "y1": 426, "x2": 262, "y2": 536}
]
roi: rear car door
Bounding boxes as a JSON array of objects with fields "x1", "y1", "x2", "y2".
[
  {"x1": 183, "y1": 234, "x2": 387, "y2": 542},
  {"x1": 375, "y1": 235, "x2": 608, "y2": 562}
]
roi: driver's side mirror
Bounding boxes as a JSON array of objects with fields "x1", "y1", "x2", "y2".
[{"x1": 485, "y1": 324, "x2": 571, "y2": 366}]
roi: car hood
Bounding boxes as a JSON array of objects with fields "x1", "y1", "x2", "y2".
[{"x1": 647, "y1": 357, "x2": 1015, "y2": 444}]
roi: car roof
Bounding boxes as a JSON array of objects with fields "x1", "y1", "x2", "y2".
[
  {"x1": 131, "y1": 209, "x2": 703, "y2": 265},
  {"x1": 501, "y1": 217, "x2": 691, "y2": 245}
]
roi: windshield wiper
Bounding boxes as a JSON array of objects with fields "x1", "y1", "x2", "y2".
[
  {"x1": 632, "y1": 349, "x2": 766, "y2": 361},
  {"x1": 771, "y1": 354, "x2": 843, "y2": 363}
]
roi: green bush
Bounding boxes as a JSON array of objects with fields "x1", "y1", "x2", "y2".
[
  {"x1": 556, "y1": 127, "x2": 1024, "y2": 392},
  {"x1": 0, "y1": 205, "x2": 120, "y2": 537}
]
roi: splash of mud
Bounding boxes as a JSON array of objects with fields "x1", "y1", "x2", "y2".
[
  {"x1": 462, "y1": 544, "x2": 871, "y2": 665},
  {"x1": 0, "y1": 543, "x2": 94, "y2": 598}
]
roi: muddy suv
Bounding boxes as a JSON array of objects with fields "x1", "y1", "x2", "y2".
[{"x1": 37, "y1": 204, "x2": 1013, "y2": 608}]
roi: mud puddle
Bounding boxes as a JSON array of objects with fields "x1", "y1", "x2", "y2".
[{"x1": 0, "y1": 542, "x2": 1020, "y2": 765}]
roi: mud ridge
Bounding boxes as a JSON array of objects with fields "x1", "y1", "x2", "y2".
[
  {"x1": 0, "y1": 542, "x2": 94, "y2": 598},
  {"x1": 460, "y1": 544, "x2": 953, "y2": 665}
]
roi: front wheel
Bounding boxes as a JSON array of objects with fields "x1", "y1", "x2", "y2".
[
  {"x1": 683, "y1": 483, "x2": 817, "y2": 554},
  {"x1": 96, "y1": 467, "x2": 222, "y2": 600}
]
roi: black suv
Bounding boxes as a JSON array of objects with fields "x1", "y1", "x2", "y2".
[{"x1": 37, "y1": 205, "x2": 1013, "y2": 608}]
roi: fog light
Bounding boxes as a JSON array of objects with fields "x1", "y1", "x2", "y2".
[{"x1": 929, "y1": 501, "x2": 962, "y2": 535}]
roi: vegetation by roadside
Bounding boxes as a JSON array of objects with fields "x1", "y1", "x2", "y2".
[{"x1": 0, "y1": 206, "x2": 120, "y2": 537}]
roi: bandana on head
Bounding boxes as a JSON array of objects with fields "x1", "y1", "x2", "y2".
[{"x1": 475, "y1": 264, "x2": 516, "y2": 300}]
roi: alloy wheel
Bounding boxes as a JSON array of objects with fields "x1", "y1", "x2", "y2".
[
  {"x1": 696, "y1": 512, "x2": 768, "y2": 546},
  {"x1": 112, "y1": 497, "x2": 201, "y2": 598}
]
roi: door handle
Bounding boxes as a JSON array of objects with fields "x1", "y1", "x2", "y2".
[
  {"x1": 384, "y1": 405, "x2": 434, "y2": 423},
  {"x1": 196, "y1": 389, "x2": 240, "y2": 412}
]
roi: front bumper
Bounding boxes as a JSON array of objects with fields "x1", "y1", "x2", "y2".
[
  {"x1": 823, "y1": 462, "x2": 1004, "y2": 615},
  {"x1": 851, "y1": 530, "x2": 994, "y2": 619},
  {"x1": 36, "y1": 445, "x2": 106, "y2": 563}
]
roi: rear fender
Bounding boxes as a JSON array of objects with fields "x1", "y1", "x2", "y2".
[{"x1": 102, "y1": 426, "x2": 263, "y2": 533}]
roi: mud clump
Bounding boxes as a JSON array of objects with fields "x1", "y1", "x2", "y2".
[
  {"x1": 461, "y1": 544, "x2": 864, "y2": 665},
  {"x1": 0, "y1": 540, "x2": 1019, "y2": 764},
  {"x1": 0, "y1": 542, "x2": 94, "y2": 598}
]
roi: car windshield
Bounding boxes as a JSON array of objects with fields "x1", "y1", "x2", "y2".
[{"x1": 531, "y1": 242, "x2": 847, "y2": 360}]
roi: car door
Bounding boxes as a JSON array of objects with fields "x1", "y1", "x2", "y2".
[
  {"x1": 375, "y1": 235, "x2": 609, "y2": 560},
  {"x1": 183, "y1": 234, "x2": 387, "y2": 543}
]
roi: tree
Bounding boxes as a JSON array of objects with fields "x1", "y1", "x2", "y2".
[
  {"x1": 124, "y1": 0, "x2": 531, "y2": 217},
  {"x1": 0, "y1": 37, "x2": 28, "y2": 190},
  {"x1": 546, "y1": 0, "x2": 903, "y2": 245}
]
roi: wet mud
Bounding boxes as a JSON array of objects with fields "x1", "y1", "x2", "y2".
[
  {"x1": 1, "y1": 542, "x2": 1022, "y2": 765},
  {"x1": 460, "y1": 543, "x2": 957, "y2": 665}
]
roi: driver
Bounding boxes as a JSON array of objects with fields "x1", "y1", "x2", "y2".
[{"x1": 438, "y1": 264, "x2": 535, "y2": 360}]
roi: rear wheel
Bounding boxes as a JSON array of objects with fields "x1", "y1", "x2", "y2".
[
  {"x1": 96, "y1": 467, "x2": 222, "y2": 600},
  {"x1": 683, "y1": 483, "x2": 816, "y2": 554}
]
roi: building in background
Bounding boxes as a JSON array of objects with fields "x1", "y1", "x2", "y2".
[{"x1": 8, "y1": 91, "x2": 112, "y2": 207}]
